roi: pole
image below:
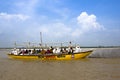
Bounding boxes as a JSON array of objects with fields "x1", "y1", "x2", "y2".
[
  {"x1": 40, "y1": 32, "x2": 42, "y2": 46},
  {"x1": 14, "y1": 42, "x2": 17, "y2": 48}
]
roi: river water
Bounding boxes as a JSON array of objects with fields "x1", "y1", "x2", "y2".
[{"x1": 0, "y1": 48, "x2": 120, "y2": 80}]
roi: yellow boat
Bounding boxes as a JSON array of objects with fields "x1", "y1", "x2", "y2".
[{"x1": 8, "y1": 50, "x2": 93, "y2": 60}]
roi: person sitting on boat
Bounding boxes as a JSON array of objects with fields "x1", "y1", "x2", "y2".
[
  {"x1": 37, "y1": 49, "x2": 41, "y2": 54},
  {"x1": 11, "y1": 48, "x2": 19, "y2": 55},
  {"x1": 25, "y1": 49, "x2": 28, "y2": 54},
  {"x1": 62, "y1": 48, "x2": 68, "y2": 53},
  {"x1": 41, "y1": 48, "x2": 46, "y2": 55},
  {"x1": 21, "y1": 49, "x2": 26, "y2": 55},
  {"x1": 53, "y1": 47, "x2": 61, "y2": 54},
  {"x1": 53, "y1": 48, "x2": 57, "y2": 54},
  {"x1": 46, "y1": 49, "x2": 51, "y2": 54},
  {"x1": 74, "y1": 46, "x2": 81, "y2": 53},
  {"x1": 28, "y1": 49, "x2": 31, "y2": 55},
  {"x1": 31, "y1": 49, "x2": 37, "y2": 54}
]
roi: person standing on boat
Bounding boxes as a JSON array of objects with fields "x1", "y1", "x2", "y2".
[
  {"x1": 50, "y1": 46, "x2": 54, "y2": 53},
  {"x1": 68, "y1": 41, "x2": 74, "y2": 58},
  {"x1": 68, "y1": 41, "x2": 74, "y2": 54},
  {"x1": 68, "y1": 47, "x2": 74, "y2": 54}
]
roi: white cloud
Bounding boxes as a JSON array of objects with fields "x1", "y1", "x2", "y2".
[
  {"x1": 70, "y1": 12, "x2": 104, "y2": 37},
  {"x1": 0, "y1": 12, "x2": 30, "y2": 21},
  {"x1": 77, "y1": 12, "x2": 104, "y2": 32}
]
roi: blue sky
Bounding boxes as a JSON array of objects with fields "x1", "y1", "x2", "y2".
[{"x1": 0, "y1": 0, "x2": 120, "y2": 47}]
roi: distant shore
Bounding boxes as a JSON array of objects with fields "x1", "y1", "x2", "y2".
[{"x1": 0, "y1": 46, "x2": 120, "y2": 49}]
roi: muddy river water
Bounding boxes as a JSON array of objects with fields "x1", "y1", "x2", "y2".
[{"x1": 0, "y1": 48, "x2": 120, "y2": 80}]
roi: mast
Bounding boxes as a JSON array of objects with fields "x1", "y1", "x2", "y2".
[
  {"x1": 14, "y1": 41, "x2": 17, "y2": 48},
  {"x1": 40, "y1": 32, "x2": 43, "y2": 46}
]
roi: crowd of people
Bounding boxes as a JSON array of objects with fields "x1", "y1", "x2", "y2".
[{"x1": 11, "y1": 46, "x2": 81, "y2": 55}]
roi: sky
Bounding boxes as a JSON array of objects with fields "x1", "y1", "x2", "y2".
[{"x1": 0, "y1": 0, "x2": 120, "y2": 47}]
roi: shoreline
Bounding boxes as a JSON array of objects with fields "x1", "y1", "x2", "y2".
[{"x1": 0, "y1": 46, "x2": 120, "y2": 49}]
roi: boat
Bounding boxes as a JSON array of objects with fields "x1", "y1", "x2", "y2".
[
  {"x1": 8, "y1": 32, "x2": 93, "y2": 60},
  {"x1": 8, "y1": 50, "x2": 93, "y2": 60}
]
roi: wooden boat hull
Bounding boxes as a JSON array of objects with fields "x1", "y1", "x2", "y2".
[{"x1": 8, "y1": 50, "x2": 93, "y2": 60}]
